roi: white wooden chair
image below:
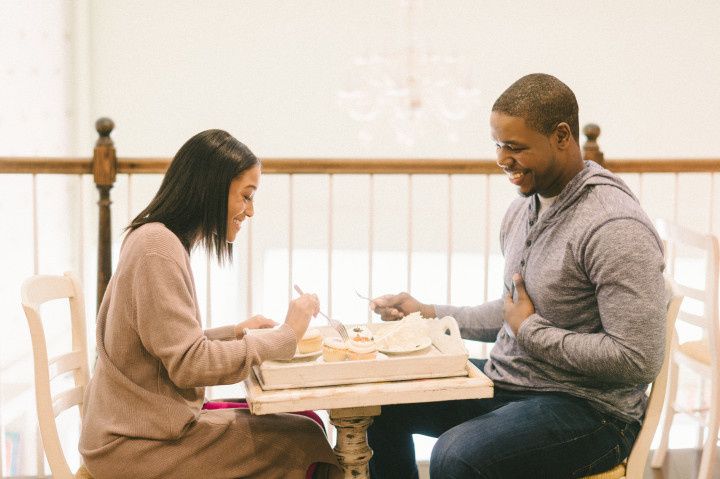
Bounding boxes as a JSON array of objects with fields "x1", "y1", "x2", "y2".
[
  {"x1": 21, "y1": 272, "x2": 94, "y2": 479},
  {"x1": 651, "y1": 219, "x2": 720, "y2": 479},
  {"x1": 583, "y1": 279, "x2": 683, "y2": 479}
]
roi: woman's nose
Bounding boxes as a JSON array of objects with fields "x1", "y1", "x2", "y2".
[{"x1": 245, "y1": 202, "x2": 255, "y2": 217}]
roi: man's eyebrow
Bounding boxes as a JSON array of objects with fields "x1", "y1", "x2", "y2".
[{"x1": 493, "y1": 139, "x2": 523, "y2": 146}]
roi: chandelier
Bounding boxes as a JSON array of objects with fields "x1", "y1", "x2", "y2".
[{"x1": 337, "y1": 0, "x2": 481, "y2": 147}]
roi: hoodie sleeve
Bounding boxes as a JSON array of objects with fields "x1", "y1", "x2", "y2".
[
  {"x1": 517, "y1": 218, "x2": 666, "y2": 384},
  {"x1": 435, "y1": 299, "x2": 504, "y2": 342}
]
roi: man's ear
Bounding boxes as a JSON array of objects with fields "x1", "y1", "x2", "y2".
[{"x1": 554, "y1": 122, "x2": 572, "y2": 148}]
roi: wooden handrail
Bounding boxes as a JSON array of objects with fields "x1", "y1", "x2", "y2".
[
  {"x1": 2, "y1": 157, "x2": 720, "y2": 175},
  {"x1": 2, "y1": 119, "x2": 719, "y2": 312}
]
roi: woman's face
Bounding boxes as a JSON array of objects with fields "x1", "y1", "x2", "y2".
[{"x1": 227, "y1": 165, "x2": 260, "y2": 243}]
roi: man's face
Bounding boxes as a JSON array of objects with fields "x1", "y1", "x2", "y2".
[{"x1": 490, "y1": 112, "x2": 566, "y2": 198}]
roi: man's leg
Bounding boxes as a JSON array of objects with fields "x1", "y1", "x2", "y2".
[
  {"x1": 429, "y1": 391, "x2": 640, "y2": 479},
  {"x1": 368, "y1": 398, "x2": 507, "y2": 479}
]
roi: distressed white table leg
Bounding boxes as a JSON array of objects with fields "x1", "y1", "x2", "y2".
[{"x1": 329, "y1": 406, "x2": 381, "y2": 479}]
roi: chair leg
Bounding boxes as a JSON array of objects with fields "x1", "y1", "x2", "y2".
[
  {"x1": 652, "y1": 361, "x2": 680, "y2": 468},
  {"x1": 696, "y1": 382, "x2": 719, "y2": 479},
  {"x1": 696, "y1": 377, "x2": 707, "y2": 449}
]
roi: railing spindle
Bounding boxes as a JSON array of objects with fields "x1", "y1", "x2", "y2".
[
  {"x1": 92, "y1": 118, "x2": 117, "y2": 312},
  {"x1": 367, "y1": 175, "x2": 374, "y2": 324},
  {"x1": 407, "y1": 175, "x2": 413, "y2": 293},
  {"x1": 446, "y1": 175, "x2": 453, "y2": 305},
  {"x1": 328, "y1": 175, "x2": 334, "y2": 318}
]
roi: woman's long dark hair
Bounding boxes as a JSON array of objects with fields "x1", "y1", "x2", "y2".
[{"x1": 126, "y1": 129, "x2": 259, "y2": 264}]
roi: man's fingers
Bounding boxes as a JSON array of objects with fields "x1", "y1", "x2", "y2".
[
  {"x1": 504, "y1": 291, "x2": 514, "y2": 308},
  {"x1": 371, "y1": 294, "x2": 400, "y2": 314},
  {"x1": 381, "y1": 307, "x2": 403, "y2": 321},
  {"x1": 513, "y1": 273, "x2": 528, "y2": 298}
]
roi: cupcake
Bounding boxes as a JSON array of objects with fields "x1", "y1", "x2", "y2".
[
  {"x1": 322, "y1": 337, "x2": 348, "y2": 362},
  {"x1": 350, "y1": 325, "x2": 373, "y2": 341},
  {"x1": 347, "y1": 337, "x2": 377, "y2": 360},
  {"x1": 297, "y1": 328, "x2": 323, "y2": 354}
]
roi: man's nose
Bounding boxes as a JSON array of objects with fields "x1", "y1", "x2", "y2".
[{"x1": 496, "y1": 149, "x2": 513, "y2": 168}]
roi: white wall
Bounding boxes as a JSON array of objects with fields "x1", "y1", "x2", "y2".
[{"x1": 81, "y1": 0, "x2": 720, "y2": 159}]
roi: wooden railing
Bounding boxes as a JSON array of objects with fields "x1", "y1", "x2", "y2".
[{"x1": 2, "y1": 118, "x2": 720, "y2": 313}]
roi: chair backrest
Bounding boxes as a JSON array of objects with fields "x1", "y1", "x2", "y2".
[
  {"x1": 655, "y1": 219, "x2": 720, "y2": 370},
  {"x1": 624, "y1": 279, "x2": 683, "y2": 478},
  {"x1": 21, "y1": 272, "x2": 90, "y2": 479}
]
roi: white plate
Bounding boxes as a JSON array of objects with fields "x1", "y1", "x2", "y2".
[
  {"x1": 276, "y1": 349, "x2": 322, "y2": 362},
  {"x1": 378, "y1": 337, "x2": 433, "y2": 355}
]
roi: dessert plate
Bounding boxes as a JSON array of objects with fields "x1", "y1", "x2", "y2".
[
  {"x1": 378, "y1": 337, "x2": 433, "y2": 355},
  {"x1": 276, "y1": 350, "x2": 322, "y2": 362}
]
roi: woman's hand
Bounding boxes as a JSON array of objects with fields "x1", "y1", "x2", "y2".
[
  {"x1": 234, "y1": 315, "x2": 277, "y2": 339},
  {"x1": 284, "y1": 293, "x2": 320, "y2": 341}
]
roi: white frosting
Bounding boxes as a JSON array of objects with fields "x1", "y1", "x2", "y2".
[
  {"x1": 323, "y1": 337, "x2": 348, "y2": 350},
  {"x1": 348, "y1": 339, "x2": 376, "y2": 354},
  {"x1": 376, "y1": 313, "x2": 433, "y2": 349}
]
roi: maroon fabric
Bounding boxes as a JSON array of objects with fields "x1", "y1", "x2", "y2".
[
  {"x1": 202, "y1": 402, "x2": 323, "y2": 478},
  {"x1": 201, "y1": 401, "x2": 249, "y2": 410}
]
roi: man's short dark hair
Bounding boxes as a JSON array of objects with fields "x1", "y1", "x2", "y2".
[{"x1": 492, "y1": 73, "x2": 579, "y2": 141}]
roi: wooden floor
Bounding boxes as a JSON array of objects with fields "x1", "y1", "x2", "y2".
[{"x1": 646, "y1": 448, "x2": 720, "y2": 478}]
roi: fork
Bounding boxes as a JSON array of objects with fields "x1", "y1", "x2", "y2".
[
  {"x1": 293, "y1": 284, "x2": 350, "y2": 341},
  {"x1": 354, "y1": 289, "x2": 373, "y2": 303}
]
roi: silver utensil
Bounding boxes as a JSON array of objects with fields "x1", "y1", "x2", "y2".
[
  {"x1": 293, "y1": 284, "x2": 349, "y2": 341},
  {"x1": 354, "y1": 289, "x2": 373, "y2": 302}
]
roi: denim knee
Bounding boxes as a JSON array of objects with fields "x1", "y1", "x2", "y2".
[{"x1": 430, "y1": 431, "x2": 483, "y2": 478}]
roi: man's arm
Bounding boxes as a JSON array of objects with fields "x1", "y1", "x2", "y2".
[
  {"x1": 435, "y1": 299, "x2": 504, "y2": 342},
  {"x1": 516, "y1": 219, "x2": 666, "y2": 384}
]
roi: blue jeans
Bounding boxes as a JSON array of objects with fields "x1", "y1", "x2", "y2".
[{"x1": 368, "y1": 359, "x2": 640, "y2": 479}]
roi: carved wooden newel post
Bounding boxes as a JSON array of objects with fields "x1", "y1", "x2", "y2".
[
  {"x1": 329, "y1": 406, "x2": 381, "y2": 479},
  {"x1": 582, "y1": 123, "x2": 604, "y2": 166},
  {"x1": 92, "y1": 118, "x2": 117, "y2": 312}
]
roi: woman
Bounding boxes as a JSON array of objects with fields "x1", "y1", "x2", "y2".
[{"x1": 79, "y1": 130, "x2": 341, "y2": 478}]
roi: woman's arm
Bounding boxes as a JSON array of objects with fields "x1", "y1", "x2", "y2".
[{"x1": 133, "y1": 253, "x2": 296, "y2": 388}]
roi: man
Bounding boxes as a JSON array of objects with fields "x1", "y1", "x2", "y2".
[{"x1": 368, "y1": 73, "x2": 666, "y2": 478}]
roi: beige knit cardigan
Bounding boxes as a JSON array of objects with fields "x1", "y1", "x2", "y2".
[{"x1": 79, "y1": 223, "x2": 339, "y2": 478}]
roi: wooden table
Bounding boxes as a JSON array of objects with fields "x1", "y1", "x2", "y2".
[{"x1": 244, "y1": 361, "x2": 493, "y2": 478}]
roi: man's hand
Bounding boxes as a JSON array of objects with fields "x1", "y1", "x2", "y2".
[
  {"x1": 370, "y1": 292, "x2": 436, "y2": 321},
  {"x1": 503, "y1": 273, "x2": 535, "y2": 335},
  {"x1": 234, "y1": 315, "x2": 277, "y2": 339}
]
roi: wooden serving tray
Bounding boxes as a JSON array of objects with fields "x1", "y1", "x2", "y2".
[
  {"x1": 244, "y1": 360, "x2": 493, "y2": 415},
  {"x1": 253, "y1": 316, "x2": 468, "y2": 390}
]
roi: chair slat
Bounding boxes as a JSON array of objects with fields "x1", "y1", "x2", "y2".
[
  {"x1": 52, "y1": 386, "x2": 84, "y2": 417},
  {"x1": 48, "y1": 351, "x2": 85, "y2": 381},
  {"x1": 675, "y1": 283, "x2": 706, "y2": 303},
  {"x1": 677, "y1": 310, "x2": 708, "y2": 328}
]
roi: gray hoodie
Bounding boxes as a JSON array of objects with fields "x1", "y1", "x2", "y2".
[{"x1": 436, "y1": 161, "x2": 666, "y2": 422}]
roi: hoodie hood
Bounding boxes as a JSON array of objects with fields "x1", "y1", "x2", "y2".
[{"x1": 538, "y1": 161, "x2": 639, "y2": 225}]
